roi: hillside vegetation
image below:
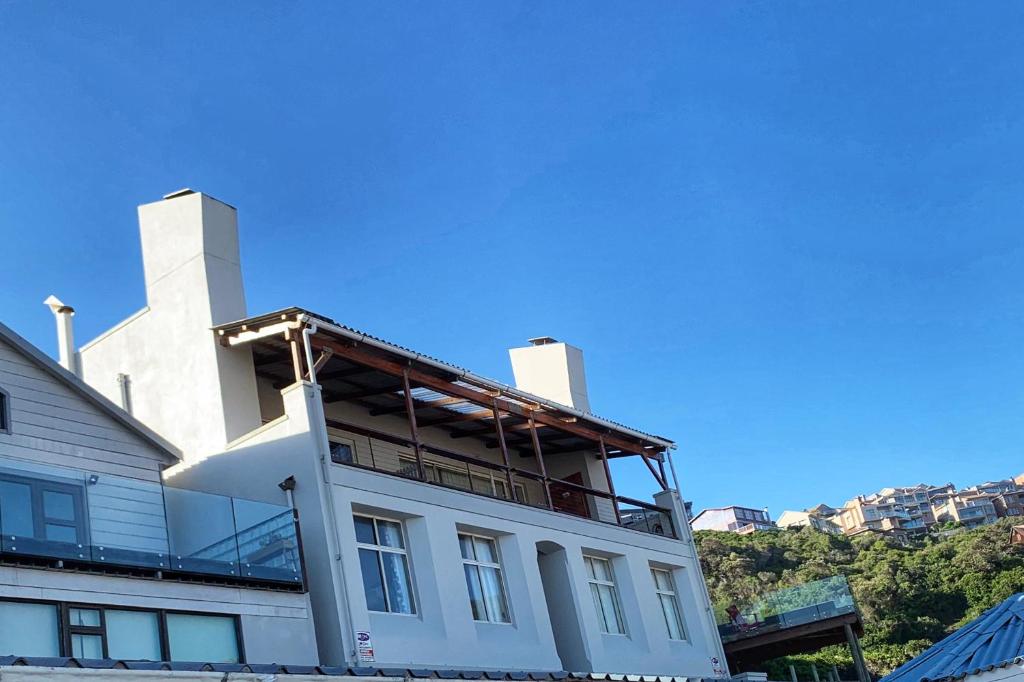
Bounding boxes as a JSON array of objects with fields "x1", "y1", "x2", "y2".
[{"x1": 694, "y1": 519, "x2": 1024, "y2": 677}]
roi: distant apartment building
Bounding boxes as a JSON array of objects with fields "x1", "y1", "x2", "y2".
[
  {"x1": 776, "y1": 508, "x2": 842, "y2": 534},
  {"x1": 804, "y1": 476, "x2": 1024, "y2": 541},
  {"x1": 835, "y1": 495, "x2": 915, "y2": 542},
  {"x1": 962, "y1": 480, "x2": 1024, "y2": 519},
  {"x1": 690, "y1": 506, "x2": 775, "y2": 534},
  {"x1": 932, "y1": 492, "x2": 999, "y2": 529}
]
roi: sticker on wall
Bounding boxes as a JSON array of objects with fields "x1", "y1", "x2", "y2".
[
  {"x1": 356, "y1": 631, "x2": 375, "y2": 663},
  {"x1": 710, "y1": 656, "x2": 727, "y2": 677}
]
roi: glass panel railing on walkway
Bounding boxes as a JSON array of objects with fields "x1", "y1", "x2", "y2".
[
  {"x1": 232, "y1": 498, "x2": 302, "y2": 583},
  {"x1": 86, "y1": 473, "x2": 170, "y2": 569},
  {"x1": 716, "y1": 575, "x2": 857, "y2": 643},
  {"x1": 0, "y1": 457, "x2": 302, "y2": 587},
  {"x1": 163, "y1": 487, "x2": 241, "y2": 577}
]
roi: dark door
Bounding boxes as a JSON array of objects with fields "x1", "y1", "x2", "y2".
[{"x1": 550, "y1": 472, "x2": 590, "y2": 518}]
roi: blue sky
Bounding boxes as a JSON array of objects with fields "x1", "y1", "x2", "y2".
[{"x1": 2, "y1": 2, "x2": 1023, "y2": 516}]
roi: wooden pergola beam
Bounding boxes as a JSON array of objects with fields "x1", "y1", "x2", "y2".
[
  {"x1": 417, "y1": 410, "x2": 492, "y2": 427},
  {"x1": 369, "y1": 395, "x2": 467, "y2": 417},
  {"x1": 311, "y1": 337, "x2": 661, "y2": 458},
  {"x1": 324, "y1": 383, "x2": 405, "y2": 403}
]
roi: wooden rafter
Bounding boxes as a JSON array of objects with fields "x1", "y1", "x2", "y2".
[
  {"x1": 324, "y1": 383, "x2": 405, "y2": 403},
  {"x1": 369, "y1": 395, "x2": 466, "y2": 417},
  {"x1": 310, "y1": 336, "x2": 661, "y2": 458}
]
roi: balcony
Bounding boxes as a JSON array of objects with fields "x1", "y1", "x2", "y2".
[
  {"x1": 326, "y1": 419, "x2": 677, "y2": 539},
  {"x1": 716, "y1": 575, "x2": 858, "y2": 643},
  {"x1": 0, "y1": 458, "x2": 303, "y2": 588}
]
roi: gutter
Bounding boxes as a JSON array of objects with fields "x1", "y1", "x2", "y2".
[{"x1": 294, "y1": 314, "x2": 676, "y2": 450}]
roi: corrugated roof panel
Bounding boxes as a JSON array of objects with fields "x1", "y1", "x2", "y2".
[{"x1": 881, "y1": 593, "x2": 1024, "y2": 682}]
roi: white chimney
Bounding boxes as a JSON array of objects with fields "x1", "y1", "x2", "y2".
[
  {"x1": 509, "y1": 337, "x2": 591, "y2": 411},
  {"x1": 43, "y1": 295, "x2": 77, "y2": 375}
]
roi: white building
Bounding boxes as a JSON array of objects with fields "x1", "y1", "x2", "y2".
[
  {"x1": 0, "y1": 320, "x2": 317, "y2": 665},
  {"x1": 690, "y1": 507, "x2": 774, "y2": 534},
  {"x1": 67, "y1": 189, "x2": 729, "y2": 677}
]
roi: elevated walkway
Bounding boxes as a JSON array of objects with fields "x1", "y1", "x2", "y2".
[{"x1": 716, "y1": 576, "x2": 869, "y2": 681}]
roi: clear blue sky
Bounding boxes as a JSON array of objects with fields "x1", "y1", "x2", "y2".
[{"x1": 2, "y1": 2, "x2": 1023, "y2": 516}]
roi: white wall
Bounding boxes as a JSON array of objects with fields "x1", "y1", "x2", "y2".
[
  {"x1": 329, "y1": 464, "x2": 723, "y2": 676},
  {"x1": 78, "y1": 191, "x2": 262, "y2": 462}
]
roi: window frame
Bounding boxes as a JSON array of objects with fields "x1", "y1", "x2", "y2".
[
  {"x1": 0, "y1": 471, "x2": 88, "y2": 545},
  {"x1": 583, "y1": 555, "x2": 627, "y2": 636},
  {"x1": 458, "y1": 532, "x2": 512, "y2": 624},
  {"x1": 353, "y1": 514, "x2": 417, "y2": 615},
  {"x1": 0, "y1": 597, "x2": 244, "y2": 662},
  {"x1": 0, "y1": 385, "x2": 9, "y2": 434},
  {"x1": 329, "y1": 439, "x2": 355, "y2": 465},
  {"x1": 650, "y1": 567, "x2": 688, "y2": 641}
]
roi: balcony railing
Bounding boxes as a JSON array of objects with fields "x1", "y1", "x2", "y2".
[
  {"x1": 0, "y1": 458, "x2": 303, "y2": 587},
  {"x1": 326, "y1": 419, "x2": 676, "y2": 539},
  {"x1": 716, "y1": 575, "x2": 857, "y2": 643}
]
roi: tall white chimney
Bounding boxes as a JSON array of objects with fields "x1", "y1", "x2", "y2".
[
  {"x1": 43, "y1": 295, "x2": 77, "y2": 375},
  {"x1": 76, "y1": 189, "x2": 262, "y2": 460},
  {"x1": 508, "y1": 337, "x2": 591, "y2": 411}
]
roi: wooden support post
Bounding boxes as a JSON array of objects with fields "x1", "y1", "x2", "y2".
[
  {"x1": 402, "y1": 368, "x2": 426, "y2": 481},
  {"x1": 528, "y1": 416, "x2": 554, "y2": 509},
  {"x1": 598, "y1": 437, "x2": 622, "y2": 524},
  {"x1": 287, "y1": 330, "x2": 304, "y2": 384},
  {"x1": 492, "y1": 400, "x2": 517, "y2": 500},
  {"x1": 658, "y1": 458, "x2": 669, "y2": 489},
  {"x1": 640, "y1": 451, "x2": 669, "y2": 490},
  {"x1": 845, "y1": 623, "x2": 870, "y2": 682}
]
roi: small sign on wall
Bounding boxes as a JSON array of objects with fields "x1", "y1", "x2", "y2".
[
  {"x1": 710, "y1": 656, "x2": 727, "y2": 677},
  {"x1": 356, "y1": 631, "x2": 375, "y2": 664}
]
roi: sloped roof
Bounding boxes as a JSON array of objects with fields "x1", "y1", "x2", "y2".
[
  {"x1": 881, "y1": 593, "x2": 1024, "y2": 682},
  {"x1": 0, "y1": 321, "x2": 179, "y2": 463},
  {"x1": 0, "y1": 657, "x2": 708, "y2": 681},
  {"x1": 214, "y1": 307, "x2": 675, "y2": 450}
]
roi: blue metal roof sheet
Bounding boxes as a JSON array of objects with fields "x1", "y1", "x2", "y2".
[{"x1": 881, "y1": 593, "x2": 1024, "y2": 682}]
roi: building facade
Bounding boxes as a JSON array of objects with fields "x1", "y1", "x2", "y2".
[
  {"x1": 775, "y1": 510, "x2": 842, "y2": 534},
  {"x1": 689, "y1": 507, "x2": 775, "y2": 534},
  {"x1": 0, "y1": 321, "x2": 317, "y2": 665},
  {"x1": 67, "y1": 190, "x2": 728, "y2": 677}
]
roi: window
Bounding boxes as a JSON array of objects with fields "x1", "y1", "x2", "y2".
[
  {"x1": 0, "y1": 387, "x2": 9, "y2": 433},
  {"x1": 0, "y1": 601, "x2": 59, "y2": 656},
  {"x1": 166, "y1": 613, "x2": 240, "y2": 663},
  {"x1": 651, "y1": 568, "x2": 687, "y2": 640},
  {"x1": 584, "y1": 555, "x2": 625, "y2": 635},
  {"x1": 106, "y1": 610, "x2": 162, "y2": 660},
  {"x1": 0, "y1": 600, "x2": 241, "y2": 661},
  {"x1": 354, "y1": 515, "x2": 415, "y2": 614},
  {"x1": 329, "y1": 441, "x2": 354, "y2": 465},
  {"x1": 0, "y1": 473, "x2": 86, "y2": 545},
  {"x1": 459, "y1": 534, "x2": 510, "y2": 623}
]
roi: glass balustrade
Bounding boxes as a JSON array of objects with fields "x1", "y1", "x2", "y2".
[
  {"x1": 0, "y1": 458, "x2": 302, "y2": 586},
  {"x1": 715, "y1": 575, "x2": 857, "y2": 642}
]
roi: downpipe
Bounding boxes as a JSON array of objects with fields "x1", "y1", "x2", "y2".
[{"x1": 301, "y1": 319, "x2": 360, "y2": 665}]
